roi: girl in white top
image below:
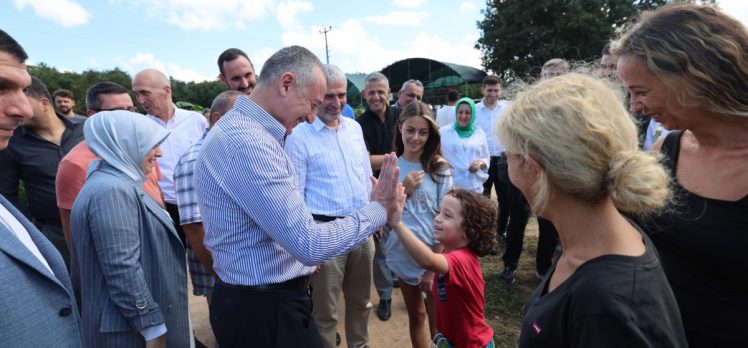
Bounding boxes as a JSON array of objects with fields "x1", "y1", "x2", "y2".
[
  {"x1": 387, "y1": 101, "x2": 452, "y2": 348},
  {"x1": 440, "y1": 98, "x2": 490, "y2": 192}
]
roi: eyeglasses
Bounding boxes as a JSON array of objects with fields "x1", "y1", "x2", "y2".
[{"x1": 94, "y1": 106, "x2": 139, "y2": 113}]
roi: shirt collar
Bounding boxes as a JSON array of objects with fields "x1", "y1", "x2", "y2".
[
  {"x1": 236, "y1": 96, "x2": 286, "y2": 143},
  {"x1": 147, "y1": 104, "x2": 179, "y2": 125},
  {"x1": 312, "y1": 115, "x2": 347, "y2": 132},
  {"x1": 362, "y1": 105, "x2": 390, "y2": 121},
  {"x1": 20, "y1": 113, "x2": 76, "y2": 137}
]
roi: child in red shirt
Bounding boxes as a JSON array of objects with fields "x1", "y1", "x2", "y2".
[{"x1": 391, "y1": 189, "x2": 497, "y2": 348}]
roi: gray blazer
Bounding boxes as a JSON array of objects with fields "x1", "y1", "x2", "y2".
[
  {"x1": 0, "y1": 195, "x2": 83, "y2": 347},
  {"x1": 71, "y1": 163, "x2": 189, "y2": 348}
]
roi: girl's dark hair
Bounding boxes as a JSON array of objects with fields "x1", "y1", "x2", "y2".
[
  {"x1": 448, "y1": 189, "x2": 497, "y2": 256},
  {"x1": 394, "y1": 101, "x2": 451, "y2": 181}
]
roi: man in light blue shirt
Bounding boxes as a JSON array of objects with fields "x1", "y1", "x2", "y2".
[
  {"x1": 285, "y1": 64, "x2": 374, "y2": 348},
  {"x1": 194, "y1": 46, "x2": 402, "y2": 347}
]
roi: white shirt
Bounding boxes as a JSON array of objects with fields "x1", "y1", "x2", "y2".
[
  {"x1": 643, "y1": 118, "x2": 672, "y2": 151},
  {"x1": 147, "y1": 105, "x2": 208, "y2": 203},
  {"x1": 285, "y1": 117, "x2": 373, "y2": 216},
  {"x1": 436, "y1": 105, "x2": 456, "y2": 128},
  {"x1": 440, "y1": 126, "x2": 490, "y2": 192},
  {"x1": 474, "y1": 100, "x2": 508, "y2": 156},
  {"x1": 0, "y1": 204, "x2": 52, "y2": 274}
]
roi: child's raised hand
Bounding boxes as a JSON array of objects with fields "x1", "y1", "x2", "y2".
[{"x1": 387, "y1": 183, "x2": 407, "y2": 227}]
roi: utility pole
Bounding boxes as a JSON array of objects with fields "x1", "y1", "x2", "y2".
[{"x1": 319, "y1": 26, "x2": 332, "y2": 64}]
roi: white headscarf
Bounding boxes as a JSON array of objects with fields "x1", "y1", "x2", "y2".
[{"x1": 84, "y1": 110, "x2": 169, "y2": 183}]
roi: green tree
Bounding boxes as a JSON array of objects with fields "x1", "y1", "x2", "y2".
[
  {"x1": 475, "y1": 0, "x2": 673, "y2": 79},
  {"x1": 27, "y1": 64, "x2": 228, "y2": 114}
]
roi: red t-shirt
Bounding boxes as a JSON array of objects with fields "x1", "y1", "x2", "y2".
[{"x1": 433, "y1": 247, "x2": 494, "y2": 348}]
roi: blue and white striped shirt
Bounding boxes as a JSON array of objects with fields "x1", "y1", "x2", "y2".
[
  {"x1": 284, "y1": 117, "x2": 372, "y2": 216},
  {"x1": 194, "y1": 97, "x2": 387, "y2": 286}
]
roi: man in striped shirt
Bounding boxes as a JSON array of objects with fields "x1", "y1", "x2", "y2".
[
  {"x1": 285, "y1": 64, "x2": 374, "y2": 348},
  {"x1": 174, "y1": 90, "x2": 240, "y2": 305},
  {"x1": 194, "y1": 46, "x2": 402, "y2": 347}
]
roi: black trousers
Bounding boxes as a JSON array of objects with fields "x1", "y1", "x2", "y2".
[
  {"x1": 210, "y1": 281, "x2": 324, "y2": 348},
  {"x1": 164, "y1": 202, "x2": 186, "y2": 246},
  {"x1": 483, "y1": 156, "x2": 510, "y2": 238},
  {"x1": 535, "y1": 218, "x2": 560, "y2": 275}
]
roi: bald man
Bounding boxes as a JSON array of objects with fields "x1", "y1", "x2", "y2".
[{"x1": 132, "y1": 69, "x2": 207, "y2": 245}]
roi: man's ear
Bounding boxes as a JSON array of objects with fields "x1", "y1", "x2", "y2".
[
  {"x1": 279, "y1": 72, "x2": 295, "y2": 96},
  {"x1": 210, "y1": 112, "x2": 221, "y2": 125},
  {"x1": 164, "y1": 85, "x2": 172, "y2": 97},
  {"x1": 40, "y1": 97, "x2": 52, "y2": 113}
]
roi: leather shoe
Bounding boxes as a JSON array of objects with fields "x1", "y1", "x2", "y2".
[{"x1": 376, "y1": 299, "x2": 391, "y2": 321}]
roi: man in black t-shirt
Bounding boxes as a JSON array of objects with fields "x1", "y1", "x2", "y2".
[
  {"x1": 0, "y1": 76, "x2": 85, "y2": 266},
  {"x1": 356, "y1": 71, "x2": 401, "y2": 321}
]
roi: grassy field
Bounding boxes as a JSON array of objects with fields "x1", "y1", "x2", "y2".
[{"x1": 479, "y1": 221, "x2": 541, "y2": 348}]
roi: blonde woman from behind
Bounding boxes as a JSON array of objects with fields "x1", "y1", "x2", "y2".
[{"x1": 497, "y1": 73, "x2": 687, "y2": 347}]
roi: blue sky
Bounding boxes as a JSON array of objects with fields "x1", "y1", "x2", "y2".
[
  {"x1": 3, "y1": 0, "x2": 747, "y2": 82},
  {"x1": 3, "y1": 0, "x2": 487, "y2": 82}
]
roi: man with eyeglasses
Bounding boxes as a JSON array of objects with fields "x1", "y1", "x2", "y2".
[
  {"x1": 392, "y1": 79, "x2": 424, "y2": 109},
  {"x1": 0, "y1": 76, "x2": 85, "y2": 267},
  {"x1": 56, "y1": 82, "x2": 166, "y2": 254}
]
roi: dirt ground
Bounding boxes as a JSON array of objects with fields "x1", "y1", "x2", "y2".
[{"x1": 190, "y1": 284, "x2": 413, "y2": 348}]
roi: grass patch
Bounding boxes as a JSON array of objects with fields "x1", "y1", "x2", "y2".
[{"x1": 479, "y1": 221, "x2": 541, "y2": 348}]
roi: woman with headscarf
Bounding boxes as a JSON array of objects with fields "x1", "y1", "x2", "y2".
[
  {"x1": 70, "y1": 110, "x2": 189, "y2": 347},
  {"x1": 440, "y1": 97, "x2": 490, "y2": 192},
  {"x1": 614, "y1": 4, "x2": 748, "y2": 346}
]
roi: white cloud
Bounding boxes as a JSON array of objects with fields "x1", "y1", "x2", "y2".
[
  {"x1": 129, "y1": 0, "x2": 312, "y2": 32},
  {"x1": 280, "y1": 20, "x2": 392, "y2": 73},
  {"x1": 279, "y1": 19, "x2": 482, "y2": 75},
  {"x1": 250, "y1": 47, "x2": 277, "y2": 75},
  {"x1": 459, "y1": 0, "x2": 478, "y2": 14},
  {"x1": 14, "y1": 0, "x2": 90, "y2": 27},
  {"x1": 132, "y1": 0, "x2": 274, "y2": 31},
  {"x1": 720, "y1": 0, "x2": 748, "y2": 26},
  {"x1": 125, "y1": 53, "x2": 214, "y2": 82},
  {"x1": 365, "y1": 11, "x2": 429, "y2": 27},
  {"x1": 392, "y1": 0, "x2": 425, "y2": 9},
  {"x1": 276, "y1": 0, "x2": 314, "y2": 30},
  {"x1": 397, "y1": 32, "x2": 482, "y2": 70}
]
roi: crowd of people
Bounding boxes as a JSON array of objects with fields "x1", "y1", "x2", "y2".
[{"x1": 0, "y1": 3, "x2": 746, "y2": 348}]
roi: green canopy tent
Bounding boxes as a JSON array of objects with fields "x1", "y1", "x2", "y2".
[
  {"x1": 345, "y1": 73, "x2": 367, "y2": 107},
  {"x1": 379, "y1": 58, "x2": 487, "y2": 104}
]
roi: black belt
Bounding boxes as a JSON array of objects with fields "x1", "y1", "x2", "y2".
[
  {"x1": 312, "y1": 214, "x2": 344, "y2": 222},
  {"x1": 217, "y1": 275, "x2": 311, "y2": 292}
]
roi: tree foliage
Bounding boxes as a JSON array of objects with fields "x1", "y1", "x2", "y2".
[
  {"x1": 475, "y1": 0, "x2": 677, "y2": 79},
  {"x1": 27, "y1": 63, "x2": 227, "y2": 114}
]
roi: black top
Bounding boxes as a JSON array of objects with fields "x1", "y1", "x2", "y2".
[
  {"x1": 640, "y1": 130, "x2": 748, "y2": 347},
  {"x1": 519, "y1": 223, "x2": 687, "y2": 348},
  {"x1": 0, "y1": 116, "x2": 85, "y2": 222},
  {"x1": 356, "y1": 105, "x2": 401, "y2": 177}
]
